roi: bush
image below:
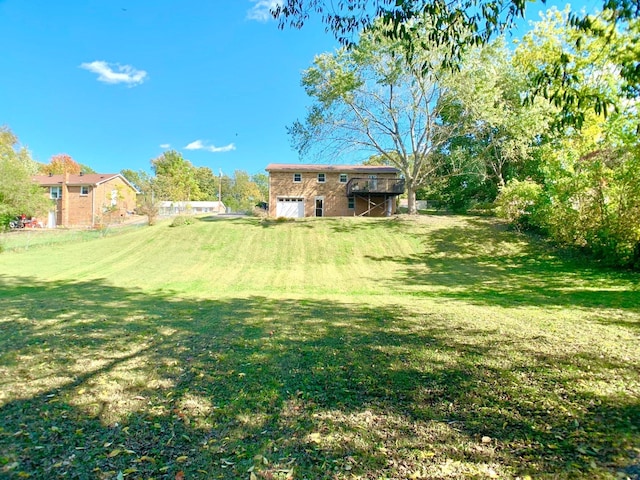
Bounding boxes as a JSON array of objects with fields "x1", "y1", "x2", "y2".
[
  {"x1": 170, "y1": 215, "x2": 194, "y2": 227},
  {"x1": 137, "y1": 198, "x2": 159, "y2": 226},
  {"x1": 0, "y1": 213, "x2": 11, "y2": 232},
  {"x1": 252, "y1": 207, "x2": 268, "y2": 218},
  {"x1": 495, "y1": 179, "x2": 546, "y2": 231},
  {"x1": 541, "y1": 148, "x2": 640, "y2": 269}
]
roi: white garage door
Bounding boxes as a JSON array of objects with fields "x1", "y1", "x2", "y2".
[{"x1": 276, "y1": 197, "x2": 305, "y2": 218}]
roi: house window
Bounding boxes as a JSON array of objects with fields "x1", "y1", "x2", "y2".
[
  {"x1": 50, "y1": 186, "x2": 62, "y2": 199},
  {"x1": 317, "y1": 173, "x2": 326, "y2": 183},
  {"x1": 339, "y1": 174, "x2": 348, "y2": 183},
  {"x1": 293, "y1": 173, "x2": 302, "y2": 183},
  {"x1": 80, "y1": 185, "x2": 89, "y2": 196},
  {"x1": 348, "y1": 196, "x2": 355, "y2": 209}
]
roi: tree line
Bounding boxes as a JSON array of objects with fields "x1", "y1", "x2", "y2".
[
  {"x1": 121, "y1": 149, "x2": 268, "y2": 219},
  {"x1": 290, "y1": 8, "x2": 639, "y2": 268}
]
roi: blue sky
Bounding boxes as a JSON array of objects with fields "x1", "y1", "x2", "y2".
[{"x1": 1, "y1": 0, "x2": 593, "y2": 177}]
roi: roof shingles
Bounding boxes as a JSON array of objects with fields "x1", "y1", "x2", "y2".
[
  {"x1": 32, "y1": 173, "x2": 122, "y2": 186},
  {"x1": 265, "y1": 163, "x2": 399, "y2": 174}
]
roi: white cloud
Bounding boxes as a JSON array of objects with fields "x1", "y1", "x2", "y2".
[
  {"x1": 80, "y1": 61, "x2": 148, "y2": 86},
  {"x1": 160, "y1": 144, "x2": 171, "y2": 149},
  {"x1": 208, "y1": 143, "x2": 236, "y2": 153},
  {"x1": 185, "y1": 140, "x2": 236, "y2": 153},
  {"x1": 247, "y1": 0, "x2": 282, "y2": 22},
  {"x1": 185, "y1": 140, "x2": 205, "y2": 150}
]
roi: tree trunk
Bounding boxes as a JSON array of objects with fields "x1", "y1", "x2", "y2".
[{"x1": 407, "y1": 187, "x2": 417, "y2": 215}]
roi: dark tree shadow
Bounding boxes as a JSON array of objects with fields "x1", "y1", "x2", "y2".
[
  {"x1": 1, "y1": 273, "x2": 639, "y2": 479},
  {"x1": 364, "y1": 217, "x2": 640, "y2": 318}
]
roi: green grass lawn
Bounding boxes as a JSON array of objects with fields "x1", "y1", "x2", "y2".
[{"x1": 0, "y1": 215, "x2": 638, "y2": 479}]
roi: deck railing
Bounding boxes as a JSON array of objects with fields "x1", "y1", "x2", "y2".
[{"x1": 346, "y1": 177, "x2": 405, "y2": 196}]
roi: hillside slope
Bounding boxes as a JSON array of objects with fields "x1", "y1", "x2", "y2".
[{"x1": 0, "y1": 215, "x2": 638, "y2": 479}]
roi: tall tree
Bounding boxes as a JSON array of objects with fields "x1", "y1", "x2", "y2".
[
  {"x1": 224, "y1": 170, "x2": 264, "y2": 212},
  {"x1": 0, "y1": 127, "x2": 51, "y2": 227},
  {"x1": 433, "y1": 36, "x2": 553, "y2": 211},
  {"x1": 121, "y1": 169, "x2": 159, "y2": 225},
  {"x1": 193, "y1": 166, "x2": 221, "y2": 201},
  {"x1": 121, "y1": 169, "x2": 152, "y2": 193},
  {"x1": 251, "y1": 173, "x2": 269, "y2": 203},
  {"x1": 39, "y1": 153, "x2": 82, "y2": 175},
  {"x1": 289, "y1": 19, "x2": 479, "y2": 214},
  {"x1": 274, "y1": 0, "x2": 640, "y2": 128},
  {"x1": 151, "y1": 150, "x2": 201, "y2": 201}
]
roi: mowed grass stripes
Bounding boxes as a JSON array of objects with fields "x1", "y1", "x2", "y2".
[{"x1": 0, "y1": 215, "x2": 638, "y2": 479}]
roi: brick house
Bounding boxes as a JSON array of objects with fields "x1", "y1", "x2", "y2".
[
  {"x1": 265, "y1": 164, "x2": 405, "y2": 218},
  {"x1": 32, "y1": 172, "x2": 139, "y2": 228}
]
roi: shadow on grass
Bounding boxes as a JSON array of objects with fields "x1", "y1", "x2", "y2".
[
  {"x1": 366, "y1": 217, "x2": 640, "y2": 317},
  {"x1": 1, "y1": 275, "x2": 638, "y2": 479},
  {"x1": 196, "y1": 215, "x2": 252, "y2": 223},
  {"x1": 197, "y1": 215, "x2": 419, "y2": 232}
]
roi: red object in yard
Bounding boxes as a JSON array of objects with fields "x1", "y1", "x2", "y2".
[{"x1": 23, "y1": 217, "x2": 40, "y2": 228}]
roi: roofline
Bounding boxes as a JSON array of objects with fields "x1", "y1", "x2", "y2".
[
  {"x1": 265, "y1": 163, "x2": 400, "y2": 173},
  {"x1": 96, "y1": 174, "x2": 141, "y2": 194},
  {"x1": 32, "y1": 173, "x2": 141, "y2": 194}
]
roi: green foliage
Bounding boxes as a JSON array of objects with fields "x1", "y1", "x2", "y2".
[
  {"x1": 169, "y1": 215, "x2": 194, "y2": 227},
  {"x1": 436, "y1": 174, "x2": 498, "y2": 213},
  {"x1": 193, "y1": 166, "x2": 220, "y2": 201},
  {"x1": 302, "y1": 51, "x2": 363, "y2": 107},
  {"x1": 121, "y1": 168, "x2": 152, "y2": 193},
  {"x1": 495, "y1": 179, "x2": 546, "y2": 231},
  {"x1": 0, "y1": 126, "x2": 52, "y2": 228},
  {"x1": 121, "y1": 169, "x2": 160, "y2": 226},
  {"x1": 519, "y1": 7, "x2": 638, "y2": 130},
  {"x1": 275, "y1": 0, "x2": 529, "y2": 55},
  {"x1": 438, "y1": 38, "x2": 552, "y2": 205},
  {"x1": 275, "y1": 0, "x2": 640, "y2": 128},
  {"x1": 496, "y1": 107, "x2": 640, "y2": 269},
  {"x1": 151, "y1": 150, "x2": 202, "y2": 201},
  {"x1": 221, "y1": 171, "x2": 268, "y2": 213},
  {"x1": 542, "y1": 144, "x2": 640, "y2": 268},
  {"x1": 251, "y1": 173, "x2": 269, "y2": 203},
  {"x1": 141, "y1": 154, "x2": 265, "y2": 215}
]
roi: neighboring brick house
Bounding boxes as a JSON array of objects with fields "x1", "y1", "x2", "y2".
[
  {"x1": 32, "y1": 172, "x2": 139, "y2": 228},
  {"x1": 265, "y1": 164, "x2": 405, "y2": 218}
]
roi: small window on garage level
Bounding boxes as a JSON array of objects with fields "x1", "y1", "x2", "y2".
[
  {"x1": 317, "y1": 173, "x2": 326, "y2": 183},
  {"x1": 80, "y1": 185, "x2": 89, "y2": 196},
  {"x1": 348, "y1": 197, "x2": 355, "y2": 209},
  {"x1": 339, "y1": 174, "x2": 348, "y2": 183},
  {"x1": 293, "y1": 173, "x2": 302, "y2": 183}
]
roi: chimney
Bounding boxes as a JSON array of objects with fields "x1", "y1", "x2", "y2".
[
  {"x1": 80, "y1": 171, "x2": 84, "y2": 176},
  {"x1": 48, "y1": 172, "x2": 53, "y2": 177},
  {"x1": 61, "y1": 172, "x2": 70, "y2": 227}
]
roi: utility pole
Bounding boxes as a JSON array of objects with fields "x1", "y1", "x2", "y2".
[{"x1": 218, "y1": 169, "x2": 222, "y2": 211}]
